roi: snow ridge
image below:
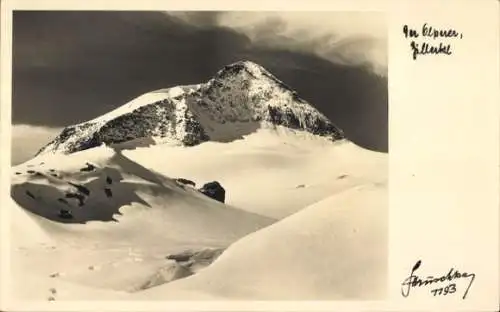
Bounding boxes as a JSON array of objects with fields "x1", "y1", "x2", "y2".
[{"x1": 37, "y1": 61, "x2": 344, "y2": 156}]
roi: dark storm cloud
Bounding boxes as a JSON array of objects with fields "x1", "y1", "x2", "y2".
[
  {"x1": 165, "y1": 11, "x2": 223, "y2": 28},
  {"x1": 208, "y1": 12, "x2": 387, "y2": 76},
  {"x1": 167, "y1": 12, "x2": 387, "y2": 75},
  {"x1": 12, "y1": 11, "x2": 388, "y2": 152}
]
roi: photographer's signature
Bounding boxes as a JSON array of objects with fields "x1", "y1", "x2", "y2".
[{"x1": 401, "y1": 260, "x2": 476, "y2": 299}]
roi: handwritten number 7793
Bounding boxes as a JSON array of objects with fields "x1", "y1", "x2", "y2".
[{"x1": 430, "y1": 283, "x2": 456, "y2": 296}]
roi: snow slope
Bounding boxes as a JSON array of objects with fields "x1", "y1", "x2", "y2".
[
  {"x1": 123, "y1": 127, "x2": 386, "y2": 218},
  {"x1": 10, "y1": 55, "x2": 387, "y2": 302},
  {"x1": 134, "y1": 183, "x2": 387, "y2": 300},
  {"x1": 10, "y1": 128, "x2": 386, "y2": 301},
  {"x1": 10, "y1": 147, "x2": 273, "y2": 298}
]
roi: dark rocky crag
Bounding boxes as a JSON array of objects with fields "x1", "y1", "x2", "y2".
[{"x1": 198, "y1": 181, "x2": 225, "y2": 203}]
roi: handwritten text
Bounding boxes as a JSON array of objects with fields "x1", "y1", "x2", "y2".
[{"x1": 402, "y1": 24, "x2": 464, "y2": 60}]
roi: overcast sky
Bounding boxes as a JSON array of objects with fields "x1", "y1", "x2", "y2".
[{"x1": 12, "y1": 11, "x2": 387, "y2": 165}]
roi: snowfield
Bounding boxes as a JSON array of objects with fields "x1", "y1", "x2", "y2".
[
  {"x1": 9, "y1": 61, "x2": 387, "y2": 302},
  {"x1": 10, "y1": 128, "x2": 387, "y2": 301},
  {"x1": 134, "y1": 183, "x2": 387, "y2": 300}
]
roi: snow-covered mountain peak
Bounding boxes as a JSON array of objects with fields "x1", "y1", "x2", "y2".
[
  {"x1": 208, "y1": 60, "x2": 295, "y2": 96},
  {"x1": 213, "y1": 60, "x2": 268, "y2": 79},
  {"x1": 36, "y1": 61, "x2": 344, "y2": 157}
]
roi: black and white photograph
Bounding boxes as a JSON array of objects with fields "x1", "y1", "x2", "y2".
[{"x1": 8, "y1": 10, "x2": 388, "y2": 301}]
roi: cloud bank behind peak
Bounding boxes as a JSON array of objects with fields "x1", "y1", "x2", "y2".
[{"x1": 165, "y1": 11, "x2": 387, "y2": 76}]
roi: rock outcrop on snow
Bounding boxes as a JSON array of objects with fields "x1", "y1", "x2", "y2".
[
  {"x1": 199, "y1": 181, "x2": 226, "y2": 203},
  {"x1": 175, "y1": 178, "x2": 196, "y2": 187}
]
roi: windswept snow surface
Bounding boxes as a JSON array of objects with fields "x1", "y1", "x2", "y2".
[
  {"x1": 10, "y1": 146, "x2": 273, "y2": 299},
  {"x1": 126, "y1": 127, "x2": 386, "y2": 218},
  {"x1": 10, "y1": 60, "x2": 386, "y2": 301},
  {"x1": 10, "y1": 129, "x2": 387, "y2": 301},
  {"x1": 134, "y1": 183, "x2": 387, "y2": 300}
]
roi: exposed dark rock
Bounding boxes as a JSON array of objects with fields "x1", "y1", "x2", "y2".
[
  {"x1": 38, "y1": 124, "x2": 101, "y2": 155},
  {"x1": 165, "y1": 247, "x2": 225, "y2": 272},
  {"x1": 182, "y1": 248, "x2": 225, "y2": 272},
  {"x1": 175, "y1": 178, "x2": 196, "y2": 187},
  {"x1": 27, "y1": 170, "x2": 35, "y2": 174},
  {"x1": 267, "y1": 105, "x2": 300, "y2": 129},
  {"x1": 57, "y1": 198, "x2": 68, "y2": 205},
  {"x1": 25, "y1": 190, "x2": 35, "y2": 199},
  {"x1": 68, "y1": 182, "x2": 91, "y2": 196},
  {"x1": 106, "y1": 176, "x2": 113, "y2": 184},
  {"x1": 181, "y1": 110, "x2": 210, "y2": 146},
  {"x1": 198, "y1": 181, "x2": 225, "y2": 203},
  {"x1": 80, "y1": 162, "x2": 97, "y2": 172},
  {"x1": 15, "y1": 172, "x2": 22, "y2": 175},
  {"x1": 104, "y1": 188, "x2": 113, "y2": 198},
  {"x1": 296, "y1": 184, "x2": 306, "y2": 188},
  {"x1": 137, "y1": 262, "x2": 193, "y2": 291},
  {"x1": 337, "y1": 174, "x2": 348, "y2": 179},
  {"x1": 58, "y1": 209, "x2": 73, "y2": 219},
  {"x1": 65, "y1": 192, "x2": 85, "y2": 206},
  {"x1": 166, "y1": 250, "x2": 194, "y2": 262},
  {"x1": 136, "y1": 247, "x2": 225, "y2": 291}
]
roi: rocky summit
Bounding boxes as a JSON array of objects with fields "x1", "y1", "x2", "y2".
[{"x1": 37, "y1": 61, "x2": 345, "y2": 156}]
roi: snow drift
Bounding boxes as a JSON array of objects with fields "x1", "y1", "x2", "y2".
[
  {"x1": 10, "y1": 147, "x2": 273, "y2": 295},
  {"x1": 134, "y1": 183, "x2": 387, "y2": 300}
]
